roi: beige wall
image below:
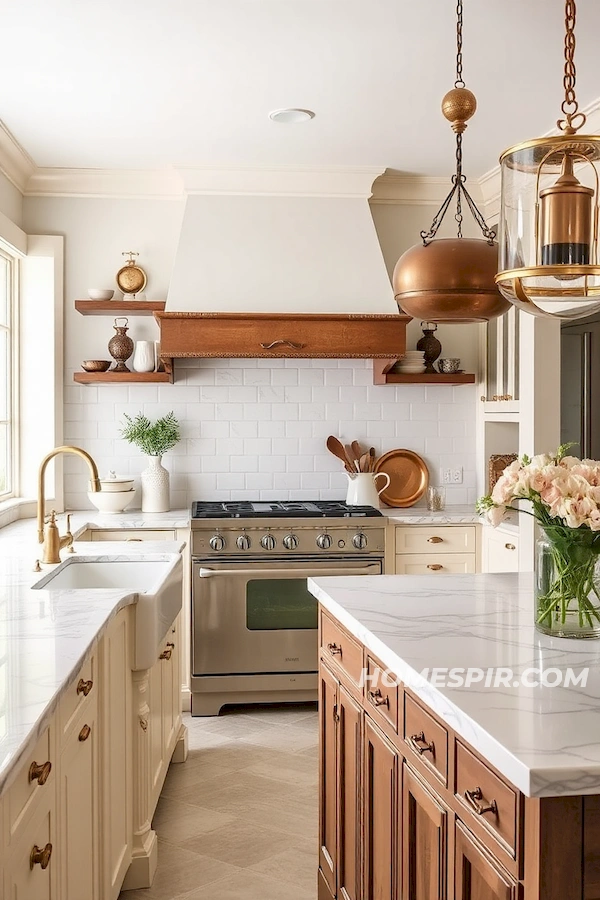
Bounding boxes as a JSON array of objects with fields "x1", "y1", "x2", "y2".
[{"x1": 0, "y1": 172, "x2": 23, "y2": 229}]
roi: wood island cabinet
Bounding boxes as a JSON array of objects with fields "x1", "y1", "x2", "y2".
[{"x1": 318, "y1": 605, "x2": 600, "y2": 900}]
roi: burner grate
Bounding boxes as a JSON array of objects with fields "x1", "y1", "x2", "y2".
[{"x1": 191, "y1": 500, "x2": 383, "y2": 519}]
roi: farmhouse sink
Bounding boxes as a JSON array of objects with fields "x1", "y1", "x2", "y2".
[{"x1": 33, "y1": 555, "x2": 183, "y2": 670}]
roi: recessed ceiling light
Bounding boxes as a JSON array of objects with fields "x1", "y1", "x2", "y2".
[{"x1": 269, "y1": 108, "x2": 315, "y2": 124}]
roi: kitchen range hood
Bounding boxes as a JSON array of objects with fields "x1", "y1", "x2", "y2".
[{"x1": 156, "y1": 171, "x2": 409, "y2": 361}]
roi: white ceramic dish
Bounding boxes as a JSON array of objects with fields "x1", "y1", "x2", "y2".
[
  {"x1": 99, "y1": 472, "x2": 135, "y2": 492},
  {"x1": 87, "y1": 488, "x2": 136, "y2": 514},
  {"x1": 87, "y1": 289, "x2": 114, "y2": 301}
]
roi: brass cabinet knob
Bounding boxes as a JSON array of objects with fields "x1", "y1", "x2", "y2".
[
  {"x1": 505, "y1": 543, "x2": 516, "y2": 551},
  {"x1": 30, "y1": 843, "x2": 52, "y2": 870},
  {"x1": 326, "y1": 642, "x2": 342, "y2": 656},
  {"x1": 140, "y1": 718, "x2": 148, "y2": 732},
  {"x1": 78, "y1": 724, "x2": 91, "y2": 742},
  {"x1": 427, "y1": 536, "x2": 443, "y2": 544},
  {"x1": 28, "y1": 760, "x2": 52, "y2": 786},
  {"x1": 427, "y1": 564, "x2": 443, "y2": 571},
  {"x1": 159, "y1": 648, "x2": 173, "y2": 661},
  {"x1": 464, "y1": 786, "x2": 498, "y2": 817},
  {"x1": 368, "y1": 689, "x2": 390, "y2": 708},
  {"x1": 76, "y1": 678, "x2": 93, "y2": 697}
]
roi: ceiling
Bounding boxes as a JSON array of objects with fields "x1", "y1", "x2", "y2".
[{"x1": 3, "y1": 0, "x2": 600, "y2": 178}]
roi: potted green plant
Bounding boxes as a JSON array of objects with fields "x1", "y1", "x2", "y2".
[{"x1": 120, "y1": 412, "x2": 180, "y2": 512}]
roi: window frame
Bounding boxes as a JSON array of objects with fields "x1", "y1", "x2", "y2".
[{"x1": 0, "y1": 245, "x2": 18, "y2": 500}]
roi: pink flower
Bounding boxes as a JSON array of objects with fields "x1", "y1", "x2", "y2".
[{"x1": 487, "y1": 505, "x2": 508, "y2": 527}]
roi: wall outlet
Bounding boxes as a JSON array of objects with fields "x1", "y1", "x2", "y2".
[{"x1": 442, "y1": 467, "x2": 463, "y2": 484}]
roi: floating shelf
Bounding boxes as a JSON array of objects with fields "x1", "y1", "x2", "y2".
[
  {"x1": 74, "y1": 370, "x2": 173, "y2": 385},
  {"x1": 75, "y1": 300, "x2": 166, "y2": 316},
  {"x1": 373, "y1": 359, "x2": 476, "y2": 385}
]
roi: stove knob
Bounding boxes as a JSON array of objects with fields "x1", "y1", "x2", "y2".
[
  {"x1": 352, "y1": 532, "x2": 368, "y2": 550},
  {"x1": 316, "y1": 533, "x2": 332, "y2": 550},
  {"x1": 209, "y1": 534, "x2": 225, "y2": 551},
  {"x1": 261, "y1": 534, "x2": 276, "y2": 550},
  {"x1": 237, "y1": 533, "x2": 251, "y2": 550},
  {"x1": 283, "y1": 533, "x2": 299, "y2": 550}
]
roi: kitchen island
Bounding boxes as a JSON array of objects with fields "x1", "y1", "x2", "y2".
[{"x1": 309, "y1": 572, "x2": 600, "y2": 900}]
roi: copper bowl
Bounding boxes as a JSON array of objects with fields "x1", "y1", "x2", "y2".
[{"x1": 81, "y1": 360, "x2": 111, "y2": 372}]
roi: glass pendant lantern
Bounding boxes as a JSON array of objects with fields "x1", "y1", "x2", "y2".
[
  {"x1": 496, "y1": 0, "x2": 600, "y2": 320},
  {"x1": 393, "y1": 0, "x2": 510, "y2": 324}
]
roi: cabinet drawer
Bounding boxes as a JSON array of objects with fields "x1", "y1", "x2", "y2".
[
  {"x1": 89, "y1": 529, "x2": 176, "y2": 541},
  {"x1": 7, "y1": 725, "x2": 54, "y2": 839},
  {"x1": 395, "y1": 525, "x2": 476, "y2": 554},
  {"x1": 455, "y1": 741, "x2": 518, "y2": 854},
  {"x1": 404, "y1": 693, "x2": 448, "y2": 786},
  {"x1": 484, "y1": 530, "x2": 519, "y2": 573},
  {"x1": 365, "y1": 657, "x2": 398, "y2": 733},
  {"x1": 5, "y1": 792, "x2": 57, "y2": 900},
  {"x1": 59, "y1": 650, "x2": 96, "y2": 741},
  {"x1": 320, "y1": 614, "x2": 363, "y2": 688},
  {"x1": 395, "y1": 553, "x2": 476, "y2": 575}
]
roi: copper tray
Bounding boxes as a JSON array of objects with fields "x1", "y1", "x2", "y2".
[{"x1": 374, "y1": 449, "x2": 429, "y2": 508}]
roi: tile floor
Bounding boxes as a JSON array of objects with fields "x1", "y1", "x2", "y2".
[{"x1": 120, "y1": 703, "x2": 318, "y2": 900}]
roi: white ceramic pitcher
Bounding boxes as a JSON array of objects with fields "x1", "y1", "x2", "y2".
[{"x1": 346, "y1": 472, "x2": 391, "y2": 508}]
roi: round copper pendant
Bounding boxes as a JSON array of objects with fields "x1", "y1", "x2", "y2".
[{"x1": 393, "y1": 238, "x2": 511, "y2": 324}]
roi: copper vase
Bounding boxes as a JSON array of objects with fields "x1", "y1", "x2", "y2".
[
  {"x1": 416, "y1": 322, "x2": 442, "y2": 374},
  {"x1": 108, "y1": 317, "x2": 134, "y2": 372}
]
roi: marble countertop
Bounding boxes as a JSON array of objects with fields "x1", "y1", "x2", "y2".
[
  {"x1": 309, "y1": 572, "x2": 600, "y2": 798},
  {"x1": 379, "y1": 505, "x2": 481, "y2": 524},
  {"x1": 0, "y1": 513, "x2": 187, "y2": 798}
]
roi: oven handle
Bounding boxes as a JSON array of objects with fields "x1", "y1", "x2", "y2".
[{"x1": 197, "y1": 564, "x2": 382, "y2": 579}]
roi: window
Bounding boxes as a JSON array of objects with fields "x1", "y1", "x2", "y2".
[{"x1": 0, "y1": 248, "x2": 17, "y2": 498}]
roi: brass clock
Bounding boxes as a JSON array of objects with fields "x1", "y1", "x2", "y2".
[{"x1": 116, "y1": 251, "x2": 147, "y2": 294}]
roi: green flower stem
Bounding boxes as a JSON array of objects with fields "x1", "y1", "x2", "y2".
[{"x1": 536, "y1": 538, "x2": 600, "y2": 630}]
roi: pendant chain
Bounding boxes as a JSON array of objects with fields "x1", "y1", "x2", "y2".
[
  {"x1": 558, "y1": 0, "x2": 586, "y2": 132},
  {"x1": 455, "y1": 0, "x2": 464, "y2": 88}
]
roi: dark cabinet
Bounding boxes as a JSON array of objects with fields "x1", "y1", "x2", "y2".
[
  {"x1": 363, "y1": 716, "x2": 399, "y2": 900},
  {"x1": 455, "y1": 822, "x2": 518, "y2": 900}
]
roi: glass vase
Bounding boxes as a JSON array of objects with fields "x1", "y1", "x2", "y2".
[{"x1": 535, "y1": 529, "x2": 600, "y2": 638}]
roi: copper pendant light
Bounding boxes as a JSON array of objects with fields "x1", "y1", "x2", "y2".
[
  {"x1": 496, "y1": 0, "x2": 600, "y2": 320},
  {"x1": 393, "y1": 0, "x2": 510, "y2": 324}
]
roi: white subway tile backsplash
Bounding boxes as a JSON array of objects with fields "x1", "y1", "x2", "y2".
[{"x1": 63, "y1": 360, "x2": 477, "y2": 509}]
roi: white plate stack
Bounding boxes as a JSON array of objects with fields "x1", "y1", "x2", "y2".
[{"x1": 396, "y1": 350, "x2": 426, "y2": 374}]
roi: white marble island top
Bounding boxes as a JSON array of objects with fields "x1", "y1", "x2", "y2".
[
  {"x1": 309, "y1": 572, "x2": 600, "y2": 799},
  {"x1": 0, "y1": 513, "x2": 187, "y2": 798}
]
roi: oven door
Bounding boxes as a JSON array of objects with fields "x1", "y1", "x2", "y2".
[{"x1": 192, "y1": 556, "x2": 382, "y2": 676}]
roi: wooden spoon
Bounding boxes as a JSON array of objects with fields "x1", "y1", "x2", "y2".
[
  {"x1": 345, "y1": 444, "x2": 360, "y2": 472},
  {"x1": 326, "y1": 435, "x2": 355, "y2": 473},
  {"x1": 351, "y1": 440, "x2": 362, "y2": 461},
  {"x1": 369, "y1": 447, "x2": 376, "y2": 472},
  {"x1": 359, "y1": 452, "x2": 369, "y2": 473}
]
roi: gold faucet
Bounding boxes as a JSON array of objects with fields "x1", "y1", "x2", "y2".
[{"x1": 38, "y1": 446, "x2": 101, "y2": 564}]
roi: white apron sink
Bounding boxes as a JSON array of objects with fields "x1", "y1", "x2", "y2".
[{"x1": 33, "y1": 555, "x2": 183, "y2": 670}]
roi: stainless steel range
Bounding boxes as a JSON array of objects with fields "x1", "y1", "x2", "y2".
[{"x1": 190, "y1": 500, "x2": 385, "y2": 716}]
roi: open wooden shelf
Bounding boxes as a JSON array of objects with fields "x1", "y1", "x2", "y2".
[
  {"x1": 373, "y1": 359, "x2": 476, "y2": 385},
  {"x1": 75, "y1": 300, "x2": 166, "y2": 316},
  {"x1": 74, "y1": 370, "x2": 173, "y2": 384}
]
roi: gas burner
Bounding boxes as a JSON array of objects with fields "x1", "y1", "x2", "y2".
[{"x1": 191, "y1": 500, "x2": 383, "y2": 519}]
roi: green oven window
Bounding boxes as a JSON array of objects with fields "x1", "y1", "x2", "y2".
[{"x1": 246, "y1": 579, "x2": 318, "y2": 630}]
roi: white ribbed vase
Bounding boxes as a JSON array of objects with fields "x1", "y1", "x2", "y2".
[{"x1": 141, "y1": 456, "x2": 170, "y2": 512}]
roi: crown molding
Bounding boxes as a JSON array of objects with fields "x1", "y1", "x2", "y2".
[
  {"x1": 0, "y1": 120, "x2": 35, "y2": 193},
  {"x1": 370, "y1": 173, "x2": 457, "y2": 205},
  {"x1": 480, "y1": 96, "x2": 600, "y2": 220},
  {"x1": 25, "y1": 167, "x2": 185, "y2": 198},
  {"x1": 176, "y1": 165, "x2": 387, "y2": 198}
]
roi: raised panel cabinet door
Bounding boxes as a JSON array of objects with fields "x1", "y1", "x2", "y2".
[
  {"x1": 455, "y1": 823, "x2": 518, "y2": 900},
  {"x1": 59, "y1": 707, "x2": 99, "y2": 900},
  {"x1": 5, "y1": 796, "x2": 58, "y2": 900},
  {"x1": 148, "y1": 656, "x2": 164, "y2": 805},
  {"x1": 402, "y1": 763, "x2": 448, "y2": 900},
  {"x1": 338, "y1": 686, "x2": 362, "y2": 900},
  {"x1": 100, "y1": 609, "x2": 132, "y2": 900},
  {"x1": 363, "y1": 716, "x2": 399, "y2": 900},
  {"x1": 160, "y1": 626, "x2": 179, "y2": 761},
  {"x1": 319, "y1": 664, "x2": 339, "y2": 896}
]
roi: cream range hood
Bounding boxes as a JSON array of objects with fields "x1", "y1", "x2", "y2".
[{"x1": 157, "y1": 170, "x2": 408, "y2": 362}]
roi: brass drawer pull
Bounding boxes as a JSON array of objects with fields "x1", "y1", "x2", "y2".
[
  {"x1": 126, "y1": 538, "x2": 143, "y2": 542},
  {"x1": 368, "y1": 689, "x2": 389, "y2": 708},
  {"x1": 29, "y1": 760, "x2": 52, "y2": 786},
  {"x1": 77, "y1": 678, "x2": 93, "y2": 697},
  {"x1": 260, "y1": 340, "x2": 305, "y2": 350},
  {"x1": 408, "y1": 731, "x2": 435, "y2": 756},
  {"x1": 326, "y1": 642, "x2": 342, "y2": 656},
  {"x1": 464, "y1": 786, "x2": 498, "y2": 817},
  {"x1": 427, "y1": 536, "x2": 443, "y2": 544},
  {"x1": 78, "y1": 724, "x2": 91, "y2": 742},
  {"x1": 30, "y1": 843, "x2": 52, "y2": 870},
  {"x1": 159, "y1": 648, "x2": 173, "y2": 660},
  {"x1": 505, "y1": 543, "x2": 516, "y2": 550},
  {"x1": 140, "y1": 718, "x2": 148, "y2": 731},
  {"x1": 166, "y1": 641, "x2": 175, "y2": 649},
  {"x1": 427, "y1": 564, "x2": 443, "y2": 571}
]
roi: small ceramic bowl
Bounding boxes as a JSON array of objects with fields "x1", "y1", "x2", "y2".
[
  {"x1": 87, "y1": 488, "x2": 136, "y2": 514},
  {"x1": 438, "y1": 358, "x2": 461, "y2": 374},
  {"x1": 99, "y1": 475, "x2": 135, "y2": 493},
  {"x1": 81, "y1": 360, "x2": 111, "y2": 372},
  {"x1": 87, "y1": 289, "x2": 114, "y2": 301}
]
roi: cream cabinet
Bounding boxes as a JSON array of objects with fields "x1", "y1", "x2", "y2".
[
  {"x1": 149, "y1": 619, "x2": 182, "y2": 812},
  {"x1": 482, "y1": 527, "x2": 519, "y2": 573},
  {"x1": 84, "y1": 529, "x2": 176, "y2": 541},
  {"x1": 392, "y1": 524, "x2": 479, "y2": 575}
]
